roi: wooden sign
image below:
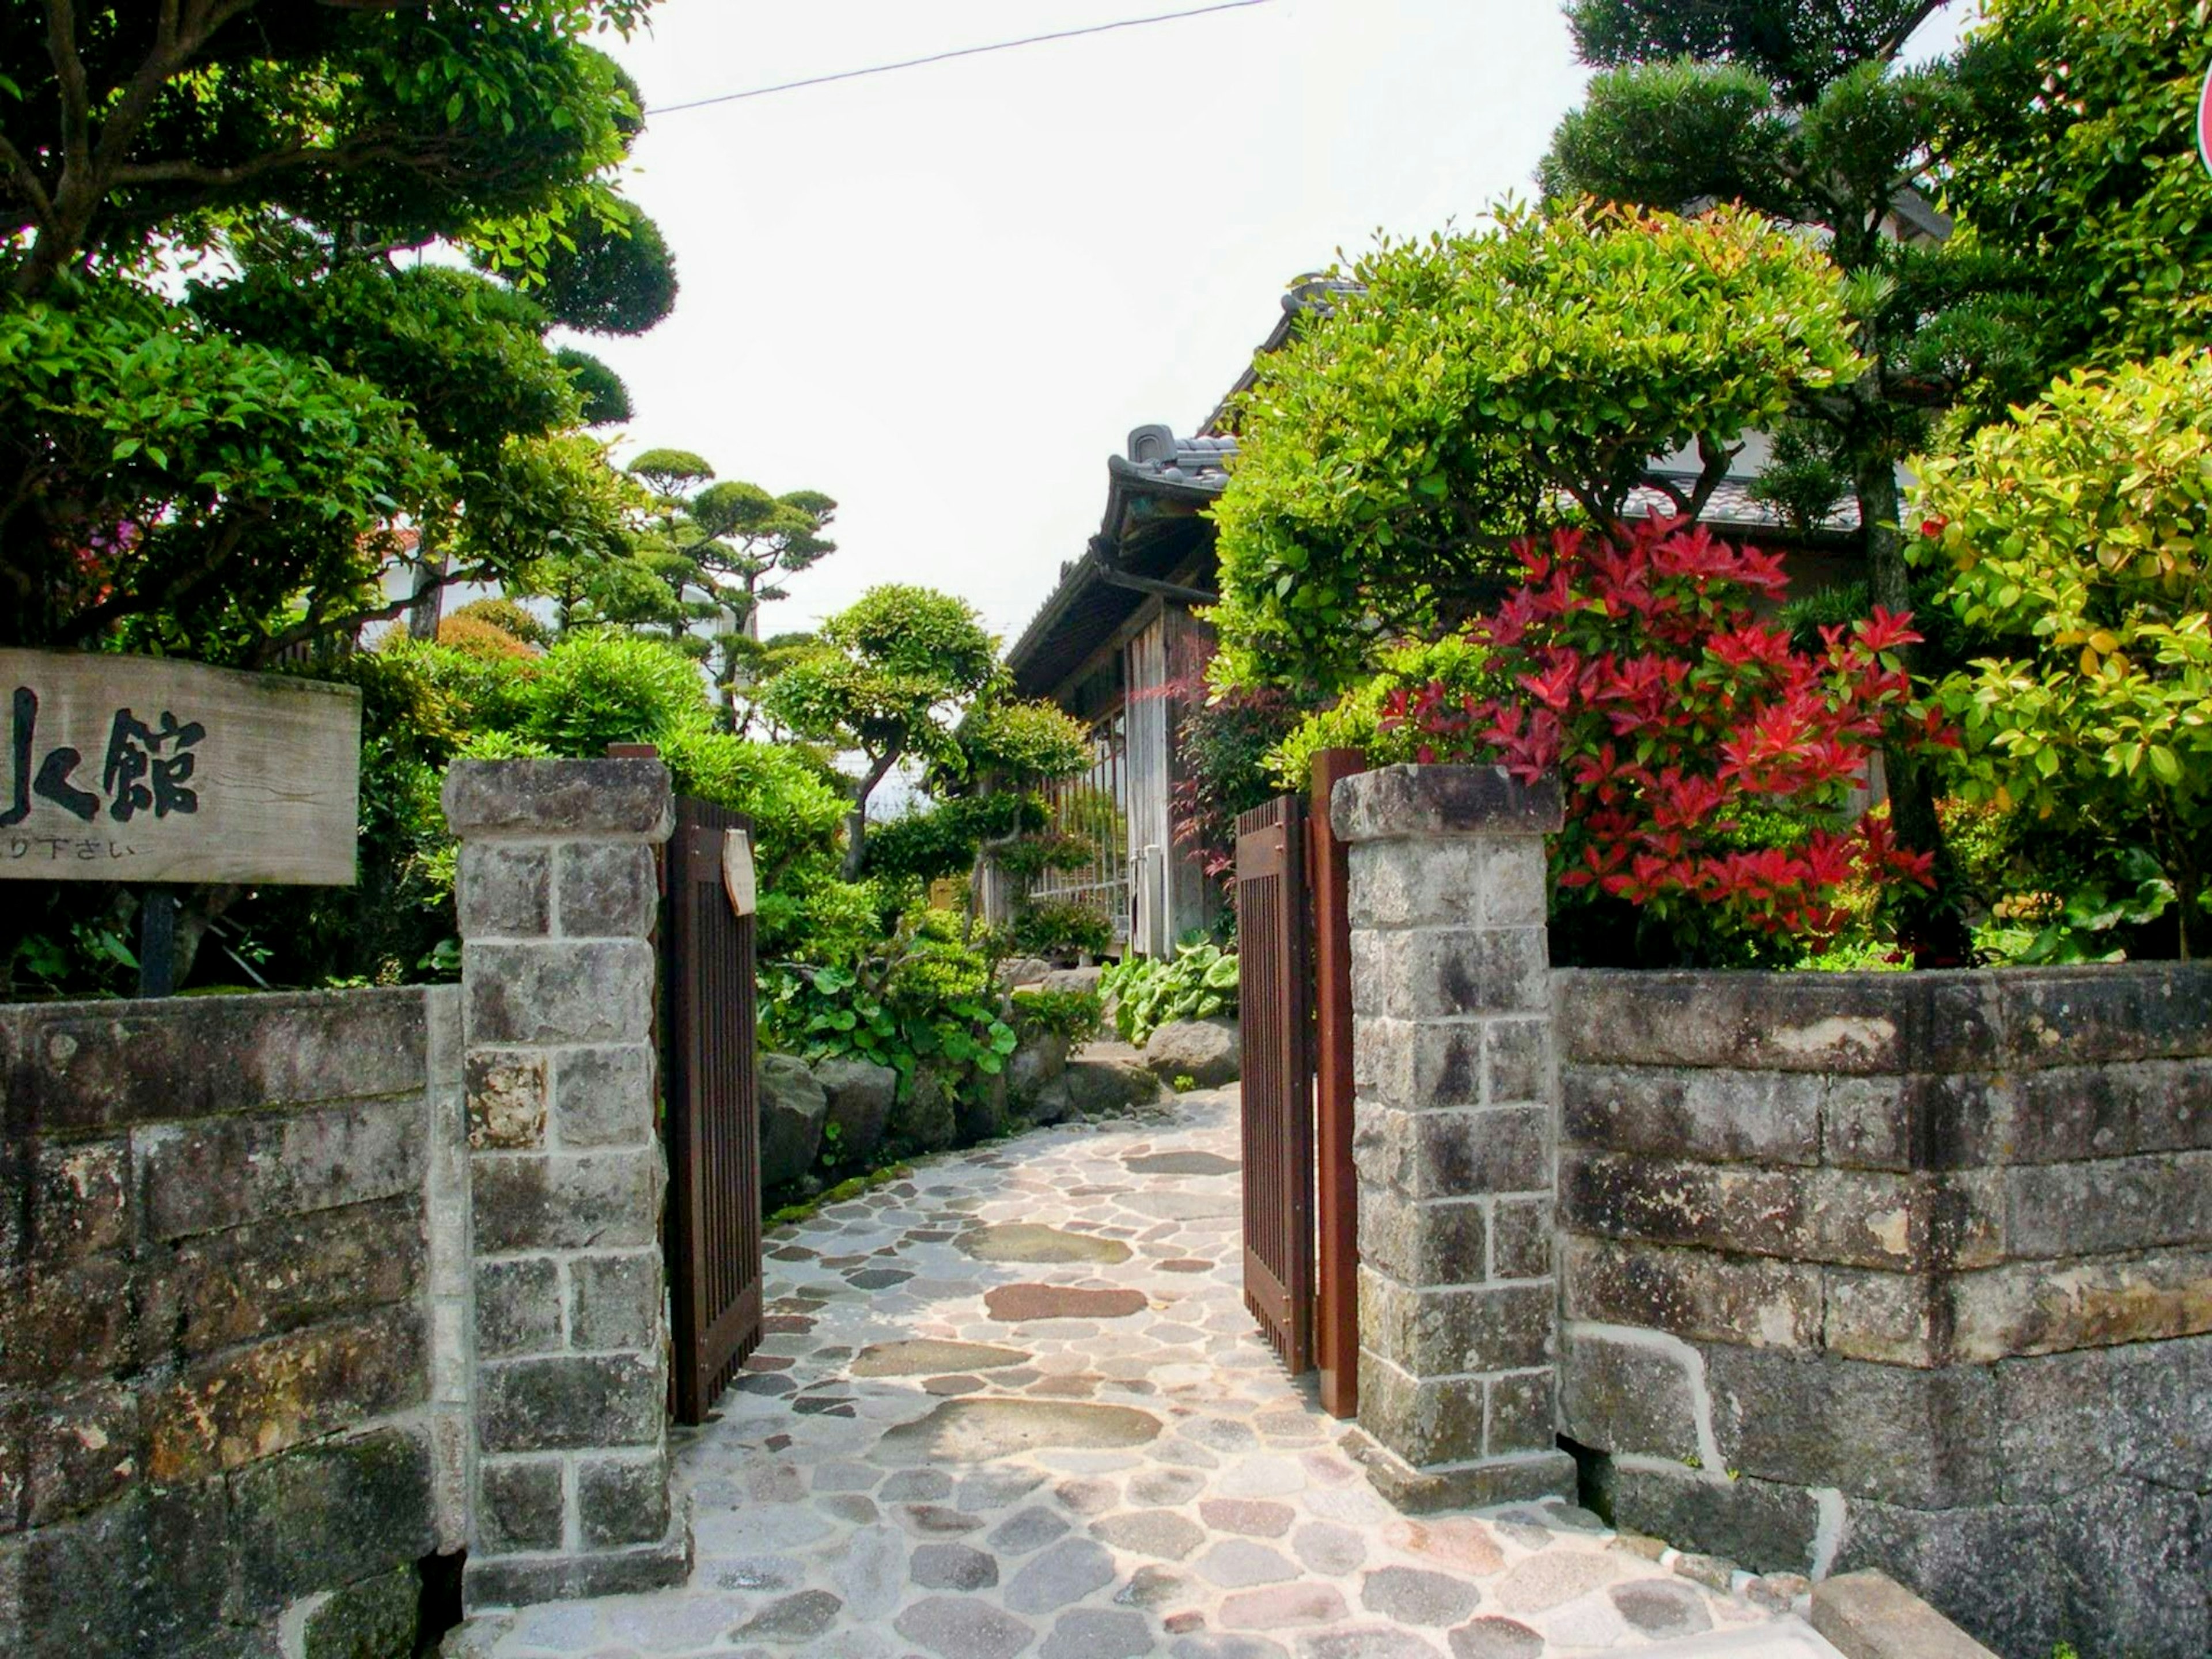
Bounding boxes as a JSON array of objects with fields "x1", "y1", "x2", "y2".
[
  {"x1": 0, "y1": 650, "x2": 362, "y2": 887},
  {"x1": 721, "y1": 828, "x2": 756, "y2": 917}
]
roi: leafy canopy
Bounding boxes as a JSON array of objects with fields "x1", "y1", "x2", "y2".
[
  {"x1": 1914, "y1": 350, "x2": 2212, "y2": 956},
  {"x1": 1564, "y1": 0, "x2": 1955, "y2": 104},
  {"x1": 1206, "y1": 201, "x2": 1859, "y2": 696}
]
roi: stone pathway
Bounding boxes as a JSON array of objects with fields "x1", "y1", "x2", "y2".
[{"x1": 478, "y1": 1086, "x2": 1842, "y2": 1659}]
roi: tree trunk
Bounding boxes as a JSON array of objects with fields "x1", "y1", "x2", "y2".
[
  {"x1": 1857, "y1": 456, "x2": 1973, "y2": 967},
  {"x1": 407, "y1": 547, "x2": 449, "y2": 642}
]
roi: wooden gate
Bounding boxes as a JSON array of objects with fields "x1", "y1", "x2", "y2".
[
  {"x1": 661, "y1": 796, "x2": 763, "y2": 1425},
  {"x1": 1236, "y1": 794, "x2": 1316, "y2": 1374}
]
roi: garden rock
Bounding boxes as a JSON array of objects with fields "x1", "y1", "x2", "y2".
[
  {"x1": 1007, "y1": 1030, "x2": 1069, "y2": 1105},
  {"x1": 955, "y1": 1069, "x2": 1011, "y2": 1146},
  {"x1": 996, "y1": 956, "x2": 1055, "y2": 988},
  {"x1": 1062, "y1": 1055, "x2": 1162, "y2": 1116},
  {"x1": 1143, "y1": 1018, "x2": 1241, "y2": 1088},
  {"x1": 759, "y1": 1054, "x2": 828, "y2": 1187},
  {"x1": 890, "y1": 1071, "x2": 957, "y2": 1154},
  {"x1": 1038, "y1": 965, "x2": 1104, "y2": 998},
  {"x1": 812, "y1": 1056, "x2": 897, "y2": 1163},
  {"x1": 1028, "y1": 1077, "x2": 1076, "y2": 1127}
]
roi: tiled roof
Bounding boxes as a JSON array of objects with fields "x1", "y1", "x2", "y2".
[{"x1": 1623, "y1": 472, "x2": 1862, "y2": 537}]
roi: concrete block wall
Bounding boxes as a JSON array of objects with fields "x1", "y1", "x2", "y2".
[
  {"x1": 1554, "y1": 964, "x2": 2212, "y2": 1659},
  {"x1": 442, "y1": 758, "x2": 688, "y2": 1609},
  {"x1": 0, "y1": 987, "x2": 453, "y2": 1659}
]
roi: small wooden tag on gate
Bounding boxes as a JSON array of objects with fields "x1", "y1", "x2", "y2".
[{"x1": 721, "y1": 828, "x2": 756, "y2": 916}]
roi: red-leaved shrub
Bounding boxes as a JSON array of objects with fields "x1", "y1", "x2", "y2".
[{"x1": 1384, "y1": 516, "x2": 1950, "y2": 961}]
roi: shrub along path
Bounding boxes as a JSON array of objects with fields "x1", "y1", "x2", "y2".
[{"x1": 467, "y1": 1088, "x2": 1842, "y2": 1658}]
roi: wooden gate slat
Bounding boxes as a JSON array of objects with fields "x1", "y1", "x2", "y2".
[
  {"x1": 1236, "y1": 793, "x2": 1315, "y2": 1376},
  {"x1": 663, "y1": 797, "x2": 763, "y2": 1426}
]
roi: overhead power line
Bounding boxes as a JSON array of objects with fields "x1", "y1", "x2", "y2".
[{"x1": 649, "y1": 0, "x2": 1280, "y2": 115}]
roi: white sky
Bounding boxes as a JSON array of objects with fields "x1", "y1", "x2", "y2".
[{"x1": 591, "y1": 0, "x2": 1980, "y2": 649}]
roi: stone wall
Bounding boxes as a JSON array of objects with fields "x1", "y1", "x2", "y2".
[
  {"x1": 0, "y1": 756, "x2": 691, "y2": 1656},
  {"x1": 1554, "y1": 964, "x2": 2212, "y2": 1659},
  {"x1": 0, "y1": 987, "x2": 461, "y2": 1658}
]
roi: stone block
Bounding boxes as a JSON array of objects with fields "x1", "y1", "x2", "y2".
[
  {"x1": 1354, "y1": 1357, "x2": 1485, "y2": 1467},
  {"x1": 0, "y1": 1253, "x2": 132, "y2": 1387},
  {"x1": 1561, "y1": 1235, "x2": 1819, "y2": 1351},
  {"x1": 456, "y1": 844, "x2": 549, "y2": 940},
  {"x1": 1821, "y1": 1267, "x2": 1948, "y2": 1368},
  {"x1": 1595, "y1": 1460, "x2": 1820, "y2": 1575},
  {"x1": 1357, "y1": 1190, "x2": 1486, "y2": 1287},
  {"x1": 478, "y1": 1456, "x2": 565, "y2": 1554},
  {"x1": 301, "y1": 1564, "x2": 418, "y2": 1659},
  {"x1": 231, "y1": 1428, "x2": 434, "y2": 1615},
  {"x1": 1819, "y1": 1073, "x2": 2008, "y2": 1173},
  {"x1": 1553, "y1": 970, "x2": 1998, "y2": 1075},
  {"x1": 1480, "y1": 839, "x2": 1548, "y2": 929},
  {"x1": 1485, "y1": 1369, "x2": 1554, "y2": 1456},
  {"x1": 168, "y1": 1196, "x2": 424, "y2": 1357},
  {"x1": 759, "y1": 1054, "x2": 829, "y2": 1188},
  {"x1": 1994, "y1": 1334, "x2": 2212, "y2": 1504},
  {"x1": 2005, "y1": 1150, "x2": 2212, "y2": 1257},
  {"x1": 464, "y1": 941, "x2": 654, "y2": 1048},
  {"x1": 1347, "y1": 836, "x2": 1489, "y2": 929},
  {"x1": 22, "y1": 1138, "x2": 128, "y2": 1267},
  {"x1": 1557, "y1": 1326, "x2": 1703, "y2": 1463},
  {"x1": 4, "y1": 989, "x2": 429, "y2": 1139},
  {"x1": 138, "y1": 1097, "x2": 425, "y2": 1241},
  {"x1": 1354, "y1": 1101, "x2": 1548, "y2": 1201},
  {"x1": 1562, "y1": 1065, "x2": 1823, "y2": 1166},
  {"x1": 1990, "y1": 960, "x2": 2212, "y2": 1067},
  {"x1": 441, "y1": 758, "x2": 673, "y2": 842},
  {"x1": 2009, "y1": 1058, "x2": 2212, "y2": 1164},
  {"x1": 570, "y1": 1252, "x2": 660, "y2": 1353},
  {"x1": 1141, "y1": 1018, "x2": 1241, "y2": 1088},
  {"x1": 1349, "y1": 928, "x2": 1548, "y2": 1021},
  {"x1": 21, "y1": 1378, "x2": 141, "y2": 1526},
  {"x1": 1809, "y1": 1570, "x2": 2002, "y2": 1659},
  {"x1": 1947, "y1": 1249, "x2": 2212, "y2": 1362},
  {"x1": 1350, "y1": 1438, "x2": 1575, "y2": 1515},
  {"x1": 1351, "y1": 1018, "x2": 1480, "y2": 1112},
  {"x1": 465, "y1": 1051, "x2": 546, "y2": 1151},
  {"x1": 469, "y1": 1153, "x2": 659, "y2": 1255},
  {"x1": 462, "y1": 1518, "x2": 691, "y2": 1609},
  {"x1": 556, "y1": 843, "x2": 658, "y2": 938},
  {"x1": 2049, "y1": 1476, "x2": 2209, "y2": 1659},
  {"x1": 1491, "y1": 1198, "x2": 1552, "y2": 1279},
  {"x1": 0, "y1": 1478, "x2": 230, "y2": 1659},
  {"x1": 552, "y1": 1045, "x2": 654, "y2": 1149},
  {"x1": 578, "y1": 1453, "x2": 671, "y2": 1548},
  {"x1": 1358, "y1": 1269, "x2": 1552, "y2": 1375},
  {"x1": 1830, "y1": 1496, "x2": 2059, "y2": 1659},
  {"x1": 474, "y1": 1257, "x2": 562, "y2": 1359},
  {"x1": 1332, "y1": 764, "x2": 1564, "y2": 844},
  {"x1": 478, "y1": 1353, "x2": 663, "y2": 1452},
  {"x1": 1483, "y1": 1016, "x2": 1550, "y2": 1106},
  {"x1": 147, "y1": 1306, "x2": 426, "y2": 1483},
  {"x1": 1703, "y1": 1344, "x2": 1999, "y2": 1508}
]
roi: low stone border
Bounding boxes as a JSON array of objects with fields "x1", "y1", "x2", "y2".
[{"x1": 1810, "y1": 1570, "x2": 2003, "y2": 1659}]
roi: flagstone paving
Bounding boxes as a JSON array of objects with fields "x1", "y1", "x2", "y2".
[{"x1": 474, "y1": 1085, "x2": 1842, "y2": 1659}]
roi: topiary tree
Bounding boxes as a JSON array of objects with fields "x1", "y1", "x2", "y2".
[
  {"x1": 1207, "y1": 201, "x2": 1859, "y2": 699},
  {"x1": 760, "y1": 586, "x2": 1005, "y2": 877},
  {"x1": 1914, "y1": 350, "x2": 2212, "y2": 959}
]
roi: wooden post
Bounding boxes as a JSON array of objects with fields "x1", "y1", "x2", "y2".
[
  {"x1": 1310, "y1": 748, "x2": 1363, "y2": 1419},
  {"x1": 137, "y1": 888, "x2": 177, "y2": 998}
]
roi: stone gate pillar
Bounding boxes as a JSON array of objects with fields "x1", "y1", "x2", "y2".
[
  {"x1": 1332, "y1": 764, "x2": 1573, "y2": 1512},
  {"x1": 442, "y1": 759, "x2": 690, "y2": 1607}
]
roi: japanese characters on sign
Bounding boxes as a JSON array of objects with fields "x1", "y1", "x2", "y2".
[{"x1": 0, "y1": 650, "x2": 362, "y2": 886}]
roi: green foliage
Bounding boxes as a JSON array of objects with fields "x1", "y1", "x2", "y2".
[
  {"x1": 555, "y1": 347, "x2": 632, "y2": 426},
  {"x1": 958, "y1": 699, "x2": 1091, "y2": 781},
  {"x1": 1008, "y1": 987, "x2": 1105, "y2": 1048},
  {"x1": 1207, "y1": 202, "x2": 1859, "y2": 696},
  {"x1": 1268, "y1": 638, "x2": 1498, "y2": 788},
  {"x1": 1100, "y1": 943, "x2": 1239, "y2": 1048},
  {"x1": 659, "y1": 729, "x2": 850, "y2": 878},
  {"x1": 1010, "y1": 900, "x2": 1114, "y2": 963},
  {"x1": 521, "y1": 631, "x2": 713, "y2": 757},
  {"x1": 864, "y1": 796, "x2": 1028, "y2": 887},
  {"x1": 1915, "y1": 350, "x2": 2212, "y2": 956},
  {"x1": 1946, "y1": 0, "x2": 2212, "y2": 373},
  {"x1": 1172, "y1": 681, "x2": 1301, "y2": 900},
  {"x1": 1564, "y1": 0, "x2": 1948, "y2": 103},
  {"x1": 448, "y1": 597, "x2": 552, "y2": 648}
]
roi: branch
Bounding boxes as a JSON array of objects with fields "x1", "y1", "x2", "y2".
[
  {"x1": 1684, "y1": 433, "x2": 1743, "y2": 521},
  {"x1": 245, "y1": 561, "x2": 487, "y2": 666},
  {"x1": 0, "y1": 135, "x2": 56, "y2": 231},
  {"x1": 1870, "y1": 2, "x2": 1949, "y2": 67},
  {"x1": 46, "y1": 1, "x2": 92, "y2": 171}
]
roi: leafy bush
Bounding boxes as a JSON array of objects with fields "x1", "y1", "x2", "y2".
[
  {"x1": 1915, "y1": 349, "x2": 2212, "y2": 957},
  {"x1": 1100, "y1": 943, "x2": 1238, "y2": 1047},
  {"x1": 438, "y1": 612, "x2": 537, "y2": 661},
  {"x1": 1008, "y1": 986, "x2": 1105, "y2": 1048},
  {"x1": 448, "y1": 597, "x2": 553, "y2": 647},
  {"x1": 1268, "y1": 637, "x2": 1498, "y2": 789},
  {"x1": 660, "y1": 729, "x2": 848, "y2": 878},
  {"x1": 1392, "y1": 517, "x2": 1947, "y2": 966},
  {"x1": 1011, "y1": 899, "x2": 1114, "y2": 961},
  {"x1": 522, "y1": 631, "x2": 712, "y2": 757}
]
